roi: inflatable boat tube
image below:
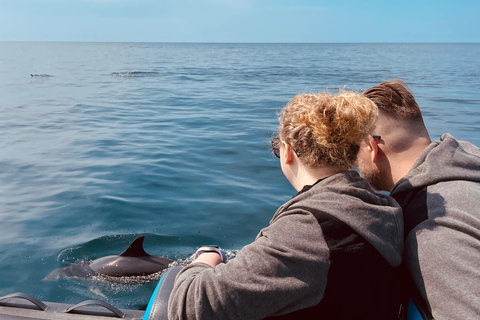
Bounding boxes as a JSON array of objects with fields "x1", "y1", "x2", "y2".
[
  {"x1": 143, "y1": 266, "x2": 183, "y2": 320},
  {"x1": 0, "y1": 292, "x2": 144, "y2": 319}
]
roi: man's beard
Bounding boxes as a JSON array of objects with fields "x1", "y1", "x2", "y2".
[
  {"x1": 356, "y1": 154, "x2": 389, "y2": 191},
  {"x1": 361, "y1": 169, "x2": 387, "y2": 191}
]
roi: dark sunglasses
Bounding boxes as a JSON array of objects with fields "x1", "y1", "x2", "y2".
[
  {"x1": 372, "y1": 135, "x2": 382, "y2": 140},
  {"x1": 271, "y1": 137, "x2": 299, "y2": 158},
  {"x1": 271, "y1": 137, "x2": 281, "y2": 158}
]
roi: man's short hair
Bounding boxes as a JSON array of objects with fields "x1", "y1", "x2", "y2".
[{"x1": 362, "y1": 79, "x2": 423, "y2": 120}]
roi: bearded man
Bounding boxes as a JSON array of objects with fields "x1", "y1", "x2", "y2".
[{"x1": 357, "y1": 79, "x2": 480, "y2": 320}]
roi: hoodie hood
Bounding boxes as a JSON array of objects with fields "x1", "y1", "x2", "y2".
[
  {"x1": 392, "y1": 133, "x2": 480, "y2": 195},
  {"x1": 276, "y1": 170, "x2": 404, "y2": 267}
]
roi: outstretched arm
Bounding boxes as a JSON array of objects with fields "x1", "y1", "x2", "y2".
[{"x1": 168, "y1": 209, "x2": 330, "y2": 320}]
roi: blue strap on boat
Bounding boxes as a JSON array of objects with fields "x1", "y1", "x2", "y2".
[
  {"x1": 407, "y1": 299, "x2": 424, "y2": 320},
  {"x1": 143, "y1": 274, "x2": 165, "y2": 319},
  {"x1": 143, "y1": 266, "x2": 183, "y2": 320}
]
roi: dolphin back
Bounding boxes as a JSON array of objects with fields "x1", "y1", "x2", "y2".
[
  {"x1": 89, "y1": 255, "x2": 173, "y2": 277},
  {"x1": 89, "y1": 236, "x2": 174, "y2": 277}
]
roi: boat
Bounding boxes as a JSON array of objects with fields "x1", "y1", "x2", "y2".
[
  {"x1": 1, "y1": 266, "x2": 429, "y2": 320},
  {"x1": 0, "y1": 292, "x2": 144, "y2": 319}
]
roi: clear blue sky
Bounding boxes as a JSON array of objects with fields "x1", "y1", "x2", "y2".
[{"x1": 1, "y1": 0, "x2": 479, "y2": 42}]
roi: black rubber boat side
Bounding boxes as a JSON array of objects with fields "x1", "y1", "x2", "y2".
[{"x1": 0, "y1": 292, "x2": 144, "y2": 320}]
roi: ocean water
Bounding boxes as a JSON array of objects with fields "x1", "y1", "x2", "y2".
[{"x1": 0, "y1": 42, "x2": 479, "y2": 309}]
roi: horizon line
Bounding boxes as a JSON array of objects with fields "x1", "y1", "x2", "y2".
[{"x1": 1, "y1": 40, "x2": 479, "y2": 44}]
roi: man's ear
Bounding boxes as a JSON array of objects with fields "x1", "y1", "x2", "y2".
[
  {"x1": 368, "y1": 135, "x2": 379, "y2": 163},
  {"x1": 282, "y1": 141, "x2": 295, "y2": 164}
]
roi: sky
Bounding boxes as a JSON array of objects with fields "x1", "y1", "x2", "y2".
[{"x1": 0, "y1": 0, "x2": 479, "y2": 42}]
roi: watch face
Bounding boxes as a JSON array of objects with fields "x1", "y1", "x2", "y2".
[{"x1": 200, "y1": 246, "x2": 219, "y2": 250}]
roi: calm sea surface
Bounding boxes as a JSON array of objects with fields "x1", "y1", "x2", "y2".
[{"x1": 0, "y1": 42, "x2": 479, "y2": 309}]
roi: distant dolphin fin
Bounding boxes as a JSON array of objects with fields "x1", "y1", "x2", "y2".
[{"x1": 119, "y1": 236, "x2": 150, "y2": 257}]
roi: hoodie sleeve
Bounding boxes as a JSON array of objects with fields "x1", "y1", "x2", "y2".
[{"x1": 167, "y1": 208, "x2": 330, "y2": 320}]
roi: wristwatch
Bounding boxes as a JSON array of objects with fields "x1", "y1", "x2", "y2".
[{"x1": 194, "y1": 245, "x2": 226, "y2": 263}]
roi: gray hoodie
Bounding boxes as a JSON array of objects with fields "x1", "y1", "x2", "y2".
[
  {"x1": 168, "y1": 170, "x2": 403, "y2": 320},
  {"x1": 390, "y1": 133, "x2": 480, "y2": 320}
]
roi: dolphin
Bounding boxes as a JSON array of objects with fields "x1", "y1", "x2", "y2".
[
  {"x1": 30, "y1": 74, "x2": 53, "y2": 77},
  {"x1": 44, "y1": 236, "x2": 174, "y2": 280}
]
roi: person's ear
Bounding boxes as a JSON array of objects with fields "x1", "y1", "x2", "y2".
[
  {"x1": 368, "y1": 135, "x2": 379, "y2": 163},
  {"x1": 282, "y1": 141, "x2": 295, "y2": 164}
]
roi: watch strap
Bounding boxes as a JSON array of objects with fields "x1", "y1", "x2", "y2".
[{"x1": 194, "y1": 246, "x2": 226, "y2": 263}]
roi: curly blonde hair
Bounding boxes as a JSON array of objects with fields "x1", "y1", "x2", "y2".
[{"x1": 278, "y1": 90, "x2": 378, "y2": 168}]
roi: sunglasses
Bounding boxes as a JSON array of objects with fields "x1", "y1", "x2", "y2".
[
  {"x1": 271, "y1": 137, "x2": 299, "y2": 158},
  {"x1": 271, "y1": 137, "x2": 281, "y2": 158}
]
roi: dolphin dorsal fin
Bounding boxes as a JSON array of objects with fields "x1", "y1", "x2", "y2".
[{"x1": 119, "y1": 236, "x2": 150, "y2": 257}]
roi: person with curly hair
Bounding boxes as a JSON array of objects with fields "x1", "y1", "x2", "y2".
[{"x1": 168, "y1": 91, "x2": 404, "y2": 320}]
